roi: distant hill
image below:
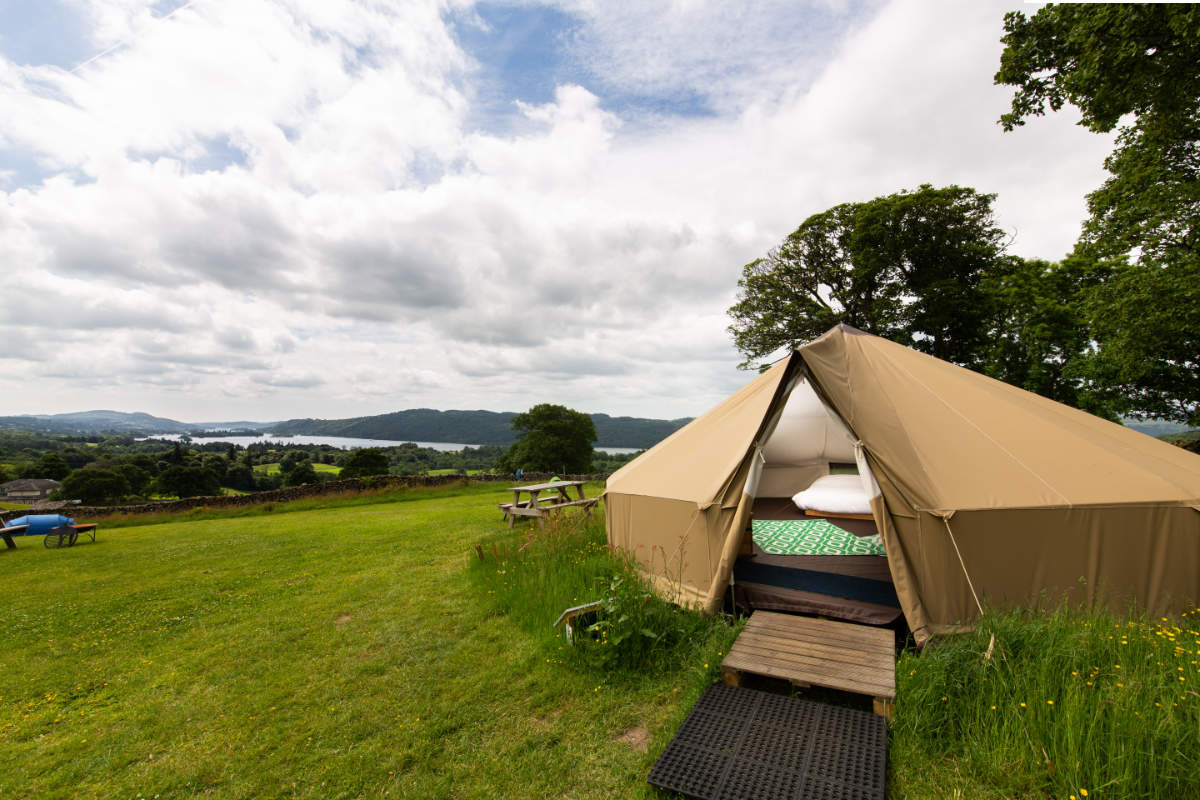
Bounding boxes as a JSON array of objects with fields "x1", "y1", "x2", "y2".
[
  {"x1": 0, "y1": 408, "x2": 691, "y2": 449},
  {"x1": 267, "y1": 409, "x2": 692, "y2": 449},
  {"x1": 0, "y1": 410, "x2": 195, "y2": 435},
  {"x1": 1123, "y1": 419, "x2": 1193, "y2": 438}
]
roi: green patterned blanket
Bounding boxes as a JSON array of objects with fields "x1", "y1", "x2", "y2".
[{"x1": 751, "y1": 518, "x2": 886, "y2": 556}]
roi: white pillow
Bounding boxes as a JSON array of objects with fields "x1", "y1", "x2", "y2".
[{"x1": 791, "y1": 474, "x2": 872, "y2": 515}]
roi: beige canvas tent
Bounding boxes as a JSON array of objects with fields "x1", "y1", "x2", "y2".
[{"x1": 605, "y1": 325, "x2": 1200, "y2": 643}]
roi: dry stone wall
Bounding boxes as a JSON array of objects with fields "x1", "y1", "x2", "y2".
[{"x1": 0, "y1": 472, "x2": 608, "y2": 524}]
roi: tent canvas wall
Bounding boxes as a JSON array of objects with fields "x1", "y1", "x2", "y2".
[{"x1": 605, "y1": 325, "x2": 1200, "y2": 643}]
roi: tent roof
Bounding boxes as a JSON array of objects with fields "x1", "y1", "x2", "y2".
[
  {"x1": 605, "y1": 359, "x2": 791, "y2": 506},
  {"x1": 800, "y1": 325, "x2": 1200, "y2": 512}
]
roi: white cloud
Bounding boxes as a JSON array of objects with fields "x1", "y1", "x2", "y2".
[
  {"x1": 0, "y1": 0, "x2": 1118, "y2": 424},
  {"x1": 556, "y1": 0, "x2": 876, "y2": 112}
]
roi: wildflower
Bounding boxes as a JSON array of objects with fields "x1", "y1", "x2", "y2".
[
  {"x1": 1019, "y1": 702, "x2": 1026, "y2": 708},
  {"x1": 1080, "y1": 791, "x2": 1088, "y2": 798},
  {"x1": 1047, "y1": 700, "x2": 1054, "y2": 706}
]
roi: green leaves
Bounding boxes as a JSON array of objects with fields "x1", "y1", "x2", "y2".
[
  {"x1": 997, "y1": 4, "x2": 1200, "y2": 423},
  {"x1": 997, "y1": 5, "x2": 1200, "y2": 134},
  {"x1": 497, "y1": 404, "x2": 596, "y2": 474},
  {"x1": 728, "y1": 184, "x2": 1002, "y2": 367}
]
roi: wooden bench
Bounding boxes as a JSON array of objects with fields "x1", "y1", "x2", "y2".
[
  {"x1": 499, "y1": 481, "x2": 597, "y2": 528},
  {"x1": 721, "y1": 610, "x2": 896, "y2": 719},
  {"x1": 43, "y1": 524, "x2": 98, "y2": 549}
]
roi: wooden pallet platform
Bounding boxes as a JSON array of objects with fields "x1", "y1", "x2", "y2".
[{"x1": 721, "y1": 611, "x2": 896, "y2": 719}]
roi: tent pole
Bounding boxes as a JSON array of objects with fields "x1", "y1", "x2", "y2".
[{"x1": 702, "y1": 489, "x2": 755, "y2": 616}]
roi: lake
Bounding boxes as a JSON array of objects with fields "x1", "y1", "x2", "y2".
[{"x1": 143, "y1": 433, "x2": 641, "y2": 454}]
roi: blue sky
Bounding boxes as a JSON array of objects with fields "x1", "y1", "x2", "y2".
[{"x1": 0, "y1": 1, "x2": 1113, "y2": 422}]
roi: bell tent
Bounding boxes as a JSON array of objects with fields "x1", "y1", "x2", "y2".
[{"x1": 604, "y1": 325, "x2": 1200, "y2": 643}]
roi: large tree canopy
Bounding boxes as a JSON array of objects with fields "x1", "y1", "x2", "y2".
[
  {"x1": 155, "y1": 464, "x2": 221, "y2": 498},
  {"x1": 339, "y1": 448, "x2": 390, "y2": 479},
  {"x1": 996, "y1": 4, "x2": 1200, "y2": 424},
  {"x1": 996, "y1": 5, "x2": 1200, "y2": 135},
  {"x1": 728, "y1": 184, "x2": 1004, "y2": 369},
  {"x1": 978, "y1": 255, "x2": 1122, "y2": 418},
  {"x1": 59, "y1": 468, "x2": 130, "y2": 506},
  {"x1": 496, "y1": 404, "x2": 596, "y2": 474}
]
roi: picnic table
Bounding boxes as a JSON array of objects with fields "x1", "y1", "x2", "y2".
[
  {"x1": 1, "y1": 524, "x2": 28, "y2": 550},
  {"x1": 499, "y1": 481, "x2": 598, "y2": 528}
]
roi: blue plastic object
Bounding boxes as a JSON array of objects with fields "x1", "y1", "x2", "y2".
[{"x1": 5, "y1": 514, "x2": 76, "y2": 535}]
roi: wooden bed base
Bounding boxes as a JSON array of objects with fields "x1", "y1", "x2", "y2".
[{"x1": 804, "y1": 509, "x2": 874, "y2": 521}]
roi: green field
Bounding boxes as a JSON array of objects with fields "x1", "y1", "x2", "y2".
[
  {"x1": 0, "y1": 483, "x2": 725, "y2": 799},
  {"x1": 253, "y1": 462, "x2": 341, "y2": 477},
  {"x1": 2, "y1": 483, "x2": 1196, "y2": 799}
]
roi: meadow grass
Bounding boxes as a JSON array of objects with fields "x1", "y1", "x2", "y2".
[
  {"x1": 253, "y1": 462, "x2": 341, "y2": 476},
  {"x1": 890, "y1": 605, "x2": 1200, "y2": 799},
  {"x1": 0, "y1": 482, "x2": 730, "y2": 799}
]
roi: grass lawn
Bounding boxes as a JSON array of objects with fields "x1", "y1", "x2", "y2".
[
  {"x1": 0, "y1": 482, "x2": 726, "y2": 799},
  {"x1": 253, "y1": 462, "x2": 341, "y2": 476}
]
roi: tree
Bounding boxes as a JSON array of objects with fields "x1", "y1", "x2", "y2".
[
  {"x1": 112, "y1": 463, "x2": 152, "y2": 496},
  {"x1": 59, "y1": 447, "x2": 92, "y2": 470},
  {"x1": 279, "y1": 450, "x2": 311, "y2": 475},
  {"x1": 222, "y1": 463, "x2": 255, "y2": 491},
  {"x1": 339, "y1": 448, "x2": 390, "y2": 479},
  {"x1": 60, "y1": 468, "x2": 131, "y2": 505},
  {"x1": 283, "y1": 461, "x2": 318, "y2": 487},
  {"x1": 728, "y1": 185, "x2": 1005, "y2": 368},
  {"x1": 996, "y1": 4, "x2": 1200, "y2": 423},
  {"x1": 21, "y1": 452, "x2": 71, "y2": 480},
  {"x1": 996, "y1": 5, "x2": 1200, "y2": 136},
  {"x1": 155, "y1": 465, "x2": 221, "y2": 498},
  {"x1": 126, "y1": 453, "x2": 160, "y2": 476},
  {"x1": 166, "y1": 441, "x2": 187, "y2": 465},
  {"x1": 977, "y1": 255, "x2": 1120, "y2": 418},
  {"x1": 1072, "y1": 258, "x2": 1200, "y2": 425},
  {"x1": 496, "y1": 404, "x2": 596, "y2": 474}
]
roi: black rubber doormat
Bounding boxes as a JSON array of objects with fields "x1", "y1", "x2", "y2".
[{"x1": 647, "y1": 683, "x2": 887, "y2": 800}]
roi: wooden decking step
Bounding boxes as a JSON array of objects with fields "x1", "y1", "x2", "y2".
[{"x1": 721, "y1": 611, "x2": 896, "y2": 719}]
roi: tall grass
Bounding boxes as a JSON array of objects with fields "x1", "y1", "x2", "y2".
[
  {"x1": 467, "y1": 511, "x2": 739, "y2": 678},
  {"x1": 891, "y1": 605, "x2": 1200, "y2": 800}
]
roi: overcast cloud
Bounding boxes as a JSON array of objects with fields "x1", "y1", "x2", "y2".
[{"x1": 0, "y1": 0, "x2": 1113, "y2": 423}]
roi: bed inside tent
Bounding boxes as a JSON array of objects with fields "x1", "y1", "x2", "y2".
[{"x1": 731, "y1": 377, "x2": 902, "y2": 627}]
